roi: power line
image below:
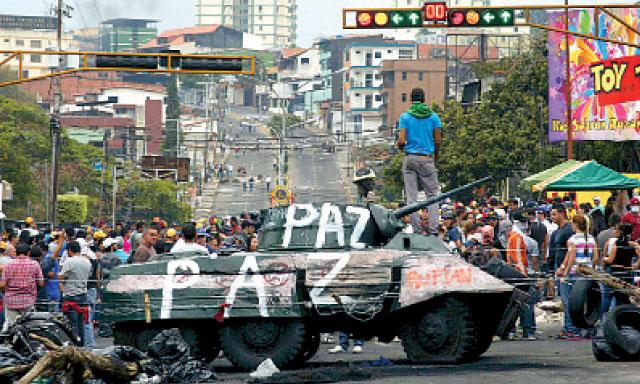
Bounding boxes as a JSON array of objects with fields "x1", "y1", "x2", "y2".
[
  {"x1": 74, "y1": 0, "x2": 89, "y2": 29},
  {"x1": 91, "y1": 0, "x2": 104, "y2": 23}
]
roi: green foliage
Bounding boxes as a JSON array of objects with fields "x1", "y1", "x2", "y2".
[
  {"x1": 0, "y1": 96, "x2": 101, "y2": 220},
  {"x1": 57, "y1": 194, "x2": 89, "y2": 224},
  {"x1": 163, "y1": 74, "x2": 180, "y2": 154},
  {"x1": 380, "y1": 153, "x2": 404, "y2": 201},
  {"x1": 268, "y1": 114, "x2": 302, "y2": 137},
  {"x1": 0, "y1": 67, "x2": 35, "y2": 103},
  {"x1": 130, "y1": 180, "x2": 191, "y2": 223}
]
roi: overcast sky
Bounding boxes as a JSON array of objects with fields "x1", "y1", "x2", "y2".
[{"x1": 2, "y1": 0, "x2": 638, "y2": 47}]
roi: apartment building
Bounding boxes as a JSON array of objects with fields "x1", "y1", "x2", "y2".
[
  {"x1": 195, "y1": 0, "x2": 297, "y2": 49},
  {"x1": 342, "y1": 42, "x2": 417, "y2": 137},
  {"x1": 0, "y1": 14, "x2": 76, "y2": 78},
  {"x1": 99, "y1": 18, "x2": 158, "y2": 52}
]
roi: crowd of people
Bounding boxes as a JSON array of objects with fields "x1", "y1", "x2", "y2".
[{"x1": 0, "y1": 213, "x2": 261, "y2": 348}]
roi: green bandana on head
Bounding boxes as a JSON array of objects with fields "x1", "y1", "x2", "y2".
[{"x1": 406, "y1": 102, "x2": 433, "y2": 119}]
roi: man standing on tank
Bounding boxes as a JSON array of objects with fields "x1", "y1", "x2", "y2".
[{"x1": 397, "y1": 88, "x2": 442, "y2": 235}]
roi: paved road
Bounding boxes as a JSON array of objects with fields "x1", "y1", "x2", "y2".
[
  {"x1": 209, "y1": 324, "x2": 640, "y2": 384},
  {"x1": 208, "y1": 119, "x2": 351, "y2": 215}
]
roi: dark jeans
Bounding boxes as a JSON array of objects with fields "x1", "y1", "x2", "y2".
[
  {"x1": 64, "y1": 293, "x2": 87, "y2": 346},
  {"x1": 520, "y1": 286, "x2": 538, "y2": 336},
  {"x1": 339, "y1": 332, "x2": 363, "y2": 349}
]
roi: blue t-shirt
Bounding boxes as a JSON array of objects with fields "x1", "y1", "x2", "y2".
[
  {"x1": 41, "y1": 254, "x2": 61, "y2": 301},
  {"x1": 399, "y1": 111, "x2": 442, "y2": 155},
  {"x1": 114, "y1": 250, "x2": 129, "y2": 264}
]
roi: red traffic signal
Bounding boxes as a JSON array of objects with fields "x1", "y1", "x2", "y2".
[{"x1": 448, "y1": 9, "x2": 481, "y2": 26}]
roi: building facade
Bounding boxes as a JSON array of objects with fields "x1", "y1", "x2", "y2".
[
  {"x1": 140, "y1": 25, "x2": 243, "y2": 53},
  {"x1": 380, "y1": 58, "x2": 446, "y2": 131},
  {"x1": 99, "y1": 18, "x2": 158, "y2": 52},
  {"x1": 0, "y1": 14, "x2": 76, "y2": 78},
  {"x1": 195, "y1": 0, "x2": 297, "y2": 49},
  {"x1": 342, "y1": 42, "x2": 417, "y2": 137}
]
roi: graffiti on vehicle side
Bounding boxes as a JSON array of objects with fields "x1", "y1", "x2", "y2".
[{"x1": 281, "y1": 203, "x2": 370, "y2": 249}]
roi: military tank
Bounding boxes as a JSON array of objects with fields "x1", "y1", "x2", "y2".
[{"x1": 102, "y1": 178, "x2": 522, "y2": 370}]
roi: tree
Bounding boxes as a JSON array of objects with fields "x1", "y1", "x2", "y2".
[
  {"x1": 163, "y1": 74, "x2": 180, "y2": 154},
  {"x1": 267, "y1": 114, "x2": 302, "y2": 137},
  {"x1": 129, "y1": 180, "x2": 191, "y2": 223},
  {"x1": 0, "y1": 96, "x2": 102, "y2": 220}
]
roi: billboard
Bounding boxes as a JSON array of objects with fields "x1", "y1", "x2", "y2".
[{"x1": 548, "y1": 9, "x2": 640, "y2": 142}]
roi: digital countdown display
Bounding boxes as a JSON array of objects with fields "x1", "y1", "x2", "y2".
[{"x1": 424, "y1": 2, "x2": 447, "y2": 22}]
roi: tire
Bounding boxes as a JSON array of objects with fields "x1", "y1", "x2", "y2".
[
  {"x1": 219, "y1": 319, "x2": 308, "y2": 371},
  {"x1": 187, "y1": 326, "x2": 221, "y2": 361},
  {"x1": 569, "y1": 279, "x2": 602, "y2": 329},
  {"x1": 400, "y1": 298, "x2": 476, "y2": 364},
  {"x1": 292, "y1": 331, "x2": 321, "y2": 365},
  {"x1": 603, "y1": 305, "x2": 640, "y2": 359}
]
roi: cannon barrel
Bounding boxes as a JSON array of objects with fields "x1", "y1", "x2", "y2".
[{"x1": 393, "y1": 177, "x2": 492, "y2": 219}]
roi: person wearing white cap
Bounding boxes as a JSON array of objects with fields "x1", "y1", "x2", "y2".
[{"x1": 592, "y1": 196, "x2": 605, "y2": 215}]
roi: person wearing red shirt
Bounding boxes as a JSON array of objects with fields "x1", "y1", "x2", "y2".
[
  {"x1": 621, "y1": 197, "x2": 640, "y2": 240},
  {"x1": 0, "y1": 243, "x2": 44, "y2": 331}
]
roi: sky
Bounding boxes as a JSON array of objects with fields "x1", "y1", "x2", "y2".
[{"x1": 1, "y1": 0, "x2": 638, "y2": 47}]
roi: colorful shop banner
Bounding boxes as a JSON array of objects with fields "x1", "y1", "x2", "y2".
[{"x1": 548, "y1": 9, "x2": 640, "y2": 142}]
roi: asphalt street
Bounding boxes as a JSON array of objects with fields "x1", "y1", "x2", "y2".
[
  {"x1": 209, "y1": 117, "x2": 350, "y2": 215},
  {"x1": 208, "y1": 324, "x2": 640, "y2": 384}
]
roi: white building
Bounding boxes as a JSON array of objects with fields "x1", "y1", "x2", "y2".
[
  {"x1": 195, "y1": 0, "x2": 297, "y2": 49},
  {"x1": 0, "y1": 15, "x2": 76, "y2": 78},
  {"x1": 343, "y1": 42, "x2": 417, "y2": 137}
]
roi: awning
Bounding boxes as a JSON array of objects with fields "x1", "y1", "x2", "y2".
[{"x1": 522, "y1": 160, "x2": 640, "y2": 192}]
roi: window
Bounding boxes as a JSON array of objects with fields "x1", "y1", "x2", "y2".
[
  {"x1": 418, "y1": 72, "x2": 424, "y2": 81},
  {"x1": 374, "y1": 51, "x2": 381, "y2": 59},
  {"x1": 259, "y1": 5, "x2": 263, "y2": 12},
  {"x1": 22, "y1": 70, "x2": 29, "y2": 78},
  {"x1": 387, "y1": 50, "x2": 392, "y2": 54},
  {"x1": 30, "y1": 54, "x2": 42, "y2": 63},
  {"x1": 3, "y1": 39, "x2": 8, "y2": 43},
  {"x1": 30, "y1": 40, "x2": 42, "y2": 48},
  {"x1": 402, "y1": 72, "x2": 407, "y2": 81},
  {"x1": 301, "y1": 57, "x2": 309, "y2": 65},
  {"x1": 399, "y1": 49, "x2": 413, "y2": 59},
  {"x1": 15, "y1": 39, "x2": 24, "y2": 46},
  {"x1": 375, "y1": 94, "x2": 382, "y2": 102},
  {"x1": 401, "y1": 93, "x2": 407, "y2": 102}
]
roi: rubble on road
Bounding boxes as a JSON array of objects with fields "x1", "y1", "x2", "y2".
[{"x1": 0, "y1": 328, "x2": 216, "y2": 384}]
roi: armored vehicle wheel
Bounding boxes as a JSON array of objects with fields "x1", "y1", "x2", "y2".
[
  {"x1": 400, "y1": 298, "x2": 476, "y2": 363},
  {"x1": 220, "y1": 319, "x2": 308, "y2": 371},
  {"x1": 292, "y1": 331, "x2": 321, "y2": 365}
]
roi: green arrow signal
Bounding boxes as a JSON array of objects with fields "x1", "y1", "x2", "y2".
[
  {"x1": 408, "y1": 11, "x2": 421, "y2": 26},
  {"x1": 390, "y1": 12, "x2": 405, "y2": 26},
  {"x1": 482, "y1": 11, "x2": 495, "y2": 24},
  {"x1": 499, "y1": 10, "x2": 513, "y2": 24}
]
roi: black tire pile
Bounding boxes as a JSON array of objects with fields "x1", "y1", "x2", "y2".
[{"x1": 569, "y1": 279, "x2": 640, "y2": 362}]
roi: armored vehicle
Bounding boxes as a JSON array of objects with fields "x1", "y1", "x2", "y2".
[{"x1": 102, "y1": 178, "x2": 522, "y2": 370}]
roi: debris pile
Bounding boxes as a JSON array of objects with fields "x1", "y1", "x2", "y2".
[{"x1": 0, "y1": 327, "x2": 216, "y2": 384}]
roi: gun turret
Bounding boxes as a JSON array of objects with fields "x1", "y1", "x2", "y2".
[
  {"x1": 393, "y1": 177, "x2": 492, "y2": 219},
  {"x1": 370, "y1": 177, "x2": 492, "y2": 238}
]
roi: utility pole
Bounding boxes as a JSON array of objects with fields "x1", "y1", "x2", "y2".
[
  {"x1": 50, "y1": 0, "x2": 71, "y2": 228},
  {"x1": 281, "y1": 99, "x2": 287, "y2": 186},
  {"x1": 112, "y1": 164, "x2": 117, "y2": 227}
]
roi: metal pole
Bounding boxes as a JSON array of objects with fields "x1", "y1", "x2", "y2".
[
  {"x1": 204, "y1": 82, "x2": 210, "y2": 183},
  {"x1": 565, "y1": 0, "x2": 573, "y2": 160},
  {"x1": 50, "y1": 0, "x2": 64, "y2": 229},
  {"x1": 281, "y1": 99, "x2": 287, "y2": 186},
  {"x1": 112, "y1": 164, "x2": 117, "y2": 227}
]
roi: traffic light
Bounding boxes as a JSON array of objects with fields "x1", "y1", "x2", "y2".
[
  {"x1": 355, "y1": 9, "x2": 423, "y2": 28},
  {"x1": 448, "y1": 8, "x2": 515, "y2": 27},
  {"x1": 95, "y1": 53, "x2": 246, "y2": 73}
]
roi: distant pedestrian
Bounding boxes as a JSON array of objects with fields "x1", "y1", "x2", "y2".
[
  {"x1": 0, "y1": 243, "x2": 44, "y2": 332},
  {"x1": 242, "y1": 176, "x2": 248, "y2": 192},
  {"x1": 265, "y1": 176, "x2": 272, "y2": 192},
  {"x1": 396, "y1": 88, "x2": 442, "y2": 235},
  {"x1": 249, "y1": 176, "x2": 255, "y2": 192}
]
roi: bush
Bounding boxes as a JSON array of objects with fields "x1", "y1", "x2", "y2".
[{"x1": 57, "y1": 194, "x2": 89, "y2": 224}]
